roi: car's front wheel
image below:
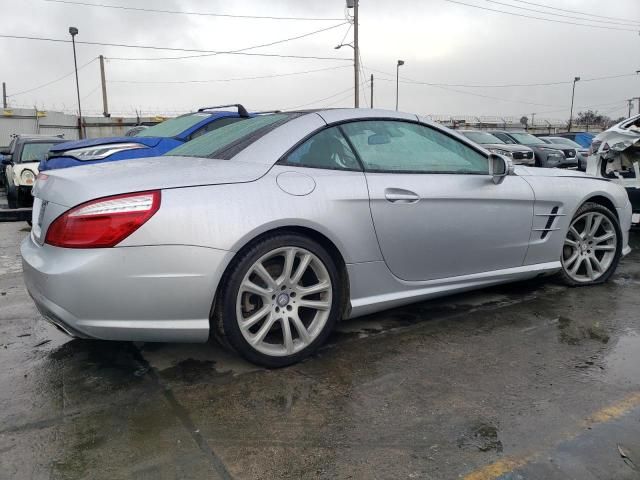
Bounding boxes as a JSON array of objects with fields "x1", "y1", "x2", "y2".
[
  {"x1": 558, "y1": 202, "x2": 622, "y2": 286},
  {"x1": 213, "y1": 233, "x2": 343, "y2": 367}
]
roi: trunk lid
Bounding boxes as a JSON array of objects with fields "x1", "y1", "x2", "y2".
[{"x1": 33, "y1": 155, "x2": 271, "y2": 207}]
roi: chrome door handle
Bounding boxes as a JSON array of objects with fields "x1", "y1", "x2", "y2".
[{"x1": 384, "y1": 188, "x2": 420, "y2": 204}]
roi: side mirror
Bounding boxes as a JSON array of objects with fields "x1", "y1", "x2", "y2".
[
  {"x1": 489, "y1": 153, "x2": 514, "y2": 184},
  {"x1": 1, "y1": 156, "x2": 13, "y2": 166},
  {"x1": 0, "y1": 148, "x2": 10, "y2": 155}
]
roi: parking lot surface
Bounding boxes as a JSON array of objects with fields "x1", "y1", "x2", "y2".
[{"x1": 1, "y1": 214, "x2": 639, "y2": 479}]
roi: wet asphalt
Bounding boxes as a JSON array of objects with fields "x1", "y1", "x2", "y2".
[{"x1": 1, "y1": 218, "x2": 640, "y2": 479}]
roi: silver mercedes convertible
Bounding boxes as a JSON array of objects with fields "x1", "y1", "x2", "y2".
[{"x1": 21, "y1": 109, "x2": 632, "y2": 367}]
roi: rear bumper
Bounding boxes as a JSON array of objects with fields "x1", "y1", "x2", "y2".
[{"x1": 21, "y1": 235, "x2": 234, "y2": 342}]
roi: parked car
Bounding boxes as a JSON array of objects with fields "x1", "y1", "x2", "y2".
[
  {"x1": 488, "y1": 130, "x2": 576, "y2": 168},
  {"x1": 40, "y1": 104, "x2": 257, "y2": 171},
  {"x1": 22, "y1": 109, "x2": 631, "y2": 367},
  {"x1": 458, "y1": 130, "x2": 535, "y2": 165},
  {"x1": 1, "y1": 134, "x2": 66, "y2": 208},
  {"x1": 540, "y1": 136, "x2": 589, "y2": 171},
  {"x1": 551, "y1": 131, "x2": 596, "y2": 149},
  {"x1": 586, "y1": 114, "x2": 640, "y2": 226}
]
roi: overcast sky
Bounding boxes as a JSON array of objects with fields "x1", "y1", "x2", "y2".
[{"x1": 1, "y1": 0, "x2": 639, "y2": 121}]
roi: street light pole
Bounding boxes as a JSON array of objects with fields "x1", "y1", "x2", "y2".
[
  {"x1": 568, "y1": 76, "x2": 580, "y2": 133},
  {"x1": 350, "y1": 0, "x2": 359, "y2": 108},
  {"x1": 370, "y1": 74, "x2": 373, "y2": 108},
  {"x1": 396, "y1": 60, "x2": 404, "y2": 111},
  {"x1": 69, "y1": 26, "x2": 83, "y2": 139}
]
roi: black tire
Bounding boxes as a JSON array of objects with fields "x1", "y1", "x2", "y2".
[
  {"x1": 557, "y1": 202, "x2": 622, "y2": 287},
  {"x1": 212, "y1": 233, "x2": 343, "y2": 368},
  {"x1": 6, "y1": 183, "x2": 17, "y2": 209}
]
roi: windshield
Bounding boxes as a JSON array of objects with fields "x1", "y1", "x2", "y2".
[
  {"x1": 165, "y1": 113, "x2": 296, "y2": 159},
  {"x1": 20, "y1": 142, "x2": 60, "y2": 163},
  {"x1": 508, "y1": 132, "x2": 544, "y2": 146},
  {"x1": 544, "y1": 137, "x2": 581, "y2": 148},
  {"x1": 462, "y1": 131, "x2": 505, "y2": 145},
  {"x1": 135, "y1": 113, "x2": 212, "y2": 138}
]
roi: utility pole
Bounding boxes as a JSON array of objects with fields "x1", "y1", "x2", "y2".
[
  {"x1": 531, "y1": 113, "x2": 535, "y2": 127},
  {"x1": 370, "y1": 74, "x2": 373, "y2": 108},
  {"x1": 629, "y1": 99, "x2": 634, "y2": 118},
  {"x1": 69, "y1": 26, "x2": 84, "y2": 139},
  {"x1": 2, "y1": 82, "x2": 6, "y2": 108},
  {"x1": 353, "y1": 0, "x2": 359, "y2": 108},
  {"x1": 99, "y1": 55, "x2": 110, "y2": 117}
]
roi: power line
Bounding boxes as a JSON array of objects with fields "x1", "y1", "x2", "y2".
[
  {"x1": 507, "y1": 0, "x2": 640, "y2": 25},
  {"x1": 108, "y1": 65, "x2": 351, "y2": 84},
  {"x1": 284, "y1": 86, "x2": 355, "y2": 110},
  {"x1": 0, "y1": 24, "x2": 351, "y2": 61},
  {"x1": 43, "y1": 0, "x2": 345, "y2": 21},
  {"x1": 440, "y1": 0, "x2": 639, "y2": 32},
  {"x1": 367, "y1": 67, "x2": 639, "y2": 89},
  {"x1": 485, "y1": 0, "x2": 640, "y2": 27},
  {"x1": 8, "y1": 57, "x2": 97, "y2": 97}
]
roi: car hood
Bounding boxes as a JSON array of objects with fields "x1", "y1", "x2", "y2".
[
  {"x1": 33, "y1": 155, "x2": 272, "y2": 207},
  {"x1": 49, "y1": 136, "x2": 164, "y2": 153}
]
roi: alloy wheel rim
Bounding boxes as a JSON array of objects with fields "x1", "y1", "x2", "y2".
[
  {"x1": 562, "y1": 211, "x2": 617, "y2": 283},
  {"x1": 236, "y1": 246, "x2": 332, "y2": 357}
]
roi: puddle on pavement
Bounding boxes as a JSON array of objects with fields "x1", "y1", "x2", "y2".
[
  {"x1": 602, "y1": 331, "x2": 640, "y2": 385},
  {"x1": 557, "y1": 316, "x2": 610, "y2": 345},
  {"x1": 456, "y1": 422, "x2": 503, "y2": 453},
  {"x1": 158, "y1": 358, "x2": 233, "y2": 385}
]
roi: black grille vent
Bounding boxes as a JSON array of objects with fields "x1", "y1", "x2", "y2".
[{"x1": 541, "y1": 206, "x2": 559, "y2": 239}]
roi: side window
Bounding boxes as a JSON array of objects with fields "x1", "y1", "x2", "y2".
[
  {"x1": 282, "y1": 126, "x2": 360, "y2": 171},
  {"x1": 188, "y1": 117, "x2": 244, "y2": 141},
  {"x1": 340, "y1": 120, "x2": 489, "y2": 174}
]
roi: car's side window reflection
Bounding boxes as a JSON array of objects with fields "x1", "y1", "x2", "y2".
[
  {"x1": 283, "y1": 127, "x2": 361, "y2": 171},
  {"x1": 340, "y1": 120, "x2": 489, "y2": 174}
]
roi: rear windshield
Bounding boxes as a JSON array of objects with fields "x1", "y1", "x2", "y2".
[
  {"x1": 135, "y1": 113, "x2": 213, "y2": 138},
  {"x1": 20, "y1": 142, "x2": 61, "y2": 163},
  {"x1": 165, "y1": 113, "x2": 298, "y2": 159},
  {"x1": 543, "y1": 137, "x2": 581, "y2": 148}
]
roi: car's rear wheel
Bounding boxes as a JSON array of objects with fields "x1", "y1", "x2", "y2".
[
  {"x1": 558, "y1": 202, "x2": 622, "y2": 286},
  {"x1": 213, "y1": 233, "x2": 342, "y2": 367}
]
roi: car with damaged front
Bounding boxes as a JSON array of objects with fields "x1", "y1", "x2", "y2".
[
  {"x1": 586, "y1": 114, "x2": 640, "y2": 226},
  {"x1": 458, "y1": 130, "x2": 535, "y2": 166},
  {"x1": 21, "y1": 109, "x2": 632, "y2": 367},
  {"x1": 39, "y1": 104, "x2": 256, "y2": 171}
]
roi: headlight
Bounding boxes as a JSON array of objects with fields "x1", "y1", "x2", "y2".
[
  {"x1": 20, "y1": 169, "x2": 35, "y2": 185},
  {"x1": 64, "y1": 143, "x2": 146, "y2": 161},
  {"x1": 488, "y1": 148, "x2": 513, "y2": 157}
]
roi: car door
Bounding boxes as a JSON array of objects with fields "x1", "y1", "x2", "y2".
[{"x1": 340, "y1": 120, "x2": 535, "y2": 282}]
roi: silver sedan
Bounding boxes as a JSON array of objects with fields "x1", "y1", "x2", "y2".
[{"x1": 21, "y1": 109, "x2": 632, "y2": 367}]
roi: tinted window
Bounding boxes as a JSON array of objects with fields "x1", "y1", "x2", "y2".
[
  {"x1": 508, "y1": 132, "x2": 545, "y2": 146},
  {"x1": 165, "y1": 113, "x2": 296, "y2": 159},
  {"x1": 341, "y1": 120, "x2": 488, "y2": 174},
  {"x1": 188, "y1": 117, "x2": 244, "y2": 140},
  {"x1": 135, "y1": 113, "x2": 213, "y2": 137},
  {"x1": 462, "y1": 131, "x2": 505, "y2": 145},
  {"x1": 20, "y1": 142, "x2": 60, "y2": 163},
  {"x1": 492, "y1": 133, "x2": 517, "y2": 144},
  {"x1": 282, "y1": 127, "x2": 360, "y2": 171}
]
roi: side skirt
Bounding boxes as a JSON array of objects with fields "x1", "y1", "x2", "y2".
[{"x1": 346, "y1": 261, "x2": 561, "y2": 318}]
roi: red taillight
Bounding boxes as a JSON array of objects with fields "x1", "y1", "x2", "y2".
[{"x1": 45, "y1": 191, "x2": 161, "y2": 248}]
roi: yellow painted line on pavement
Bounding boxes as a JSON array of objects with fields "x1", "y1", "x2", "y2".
[{"x1": 463, "y1": 391, "x2": 640, "y2": 480}]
